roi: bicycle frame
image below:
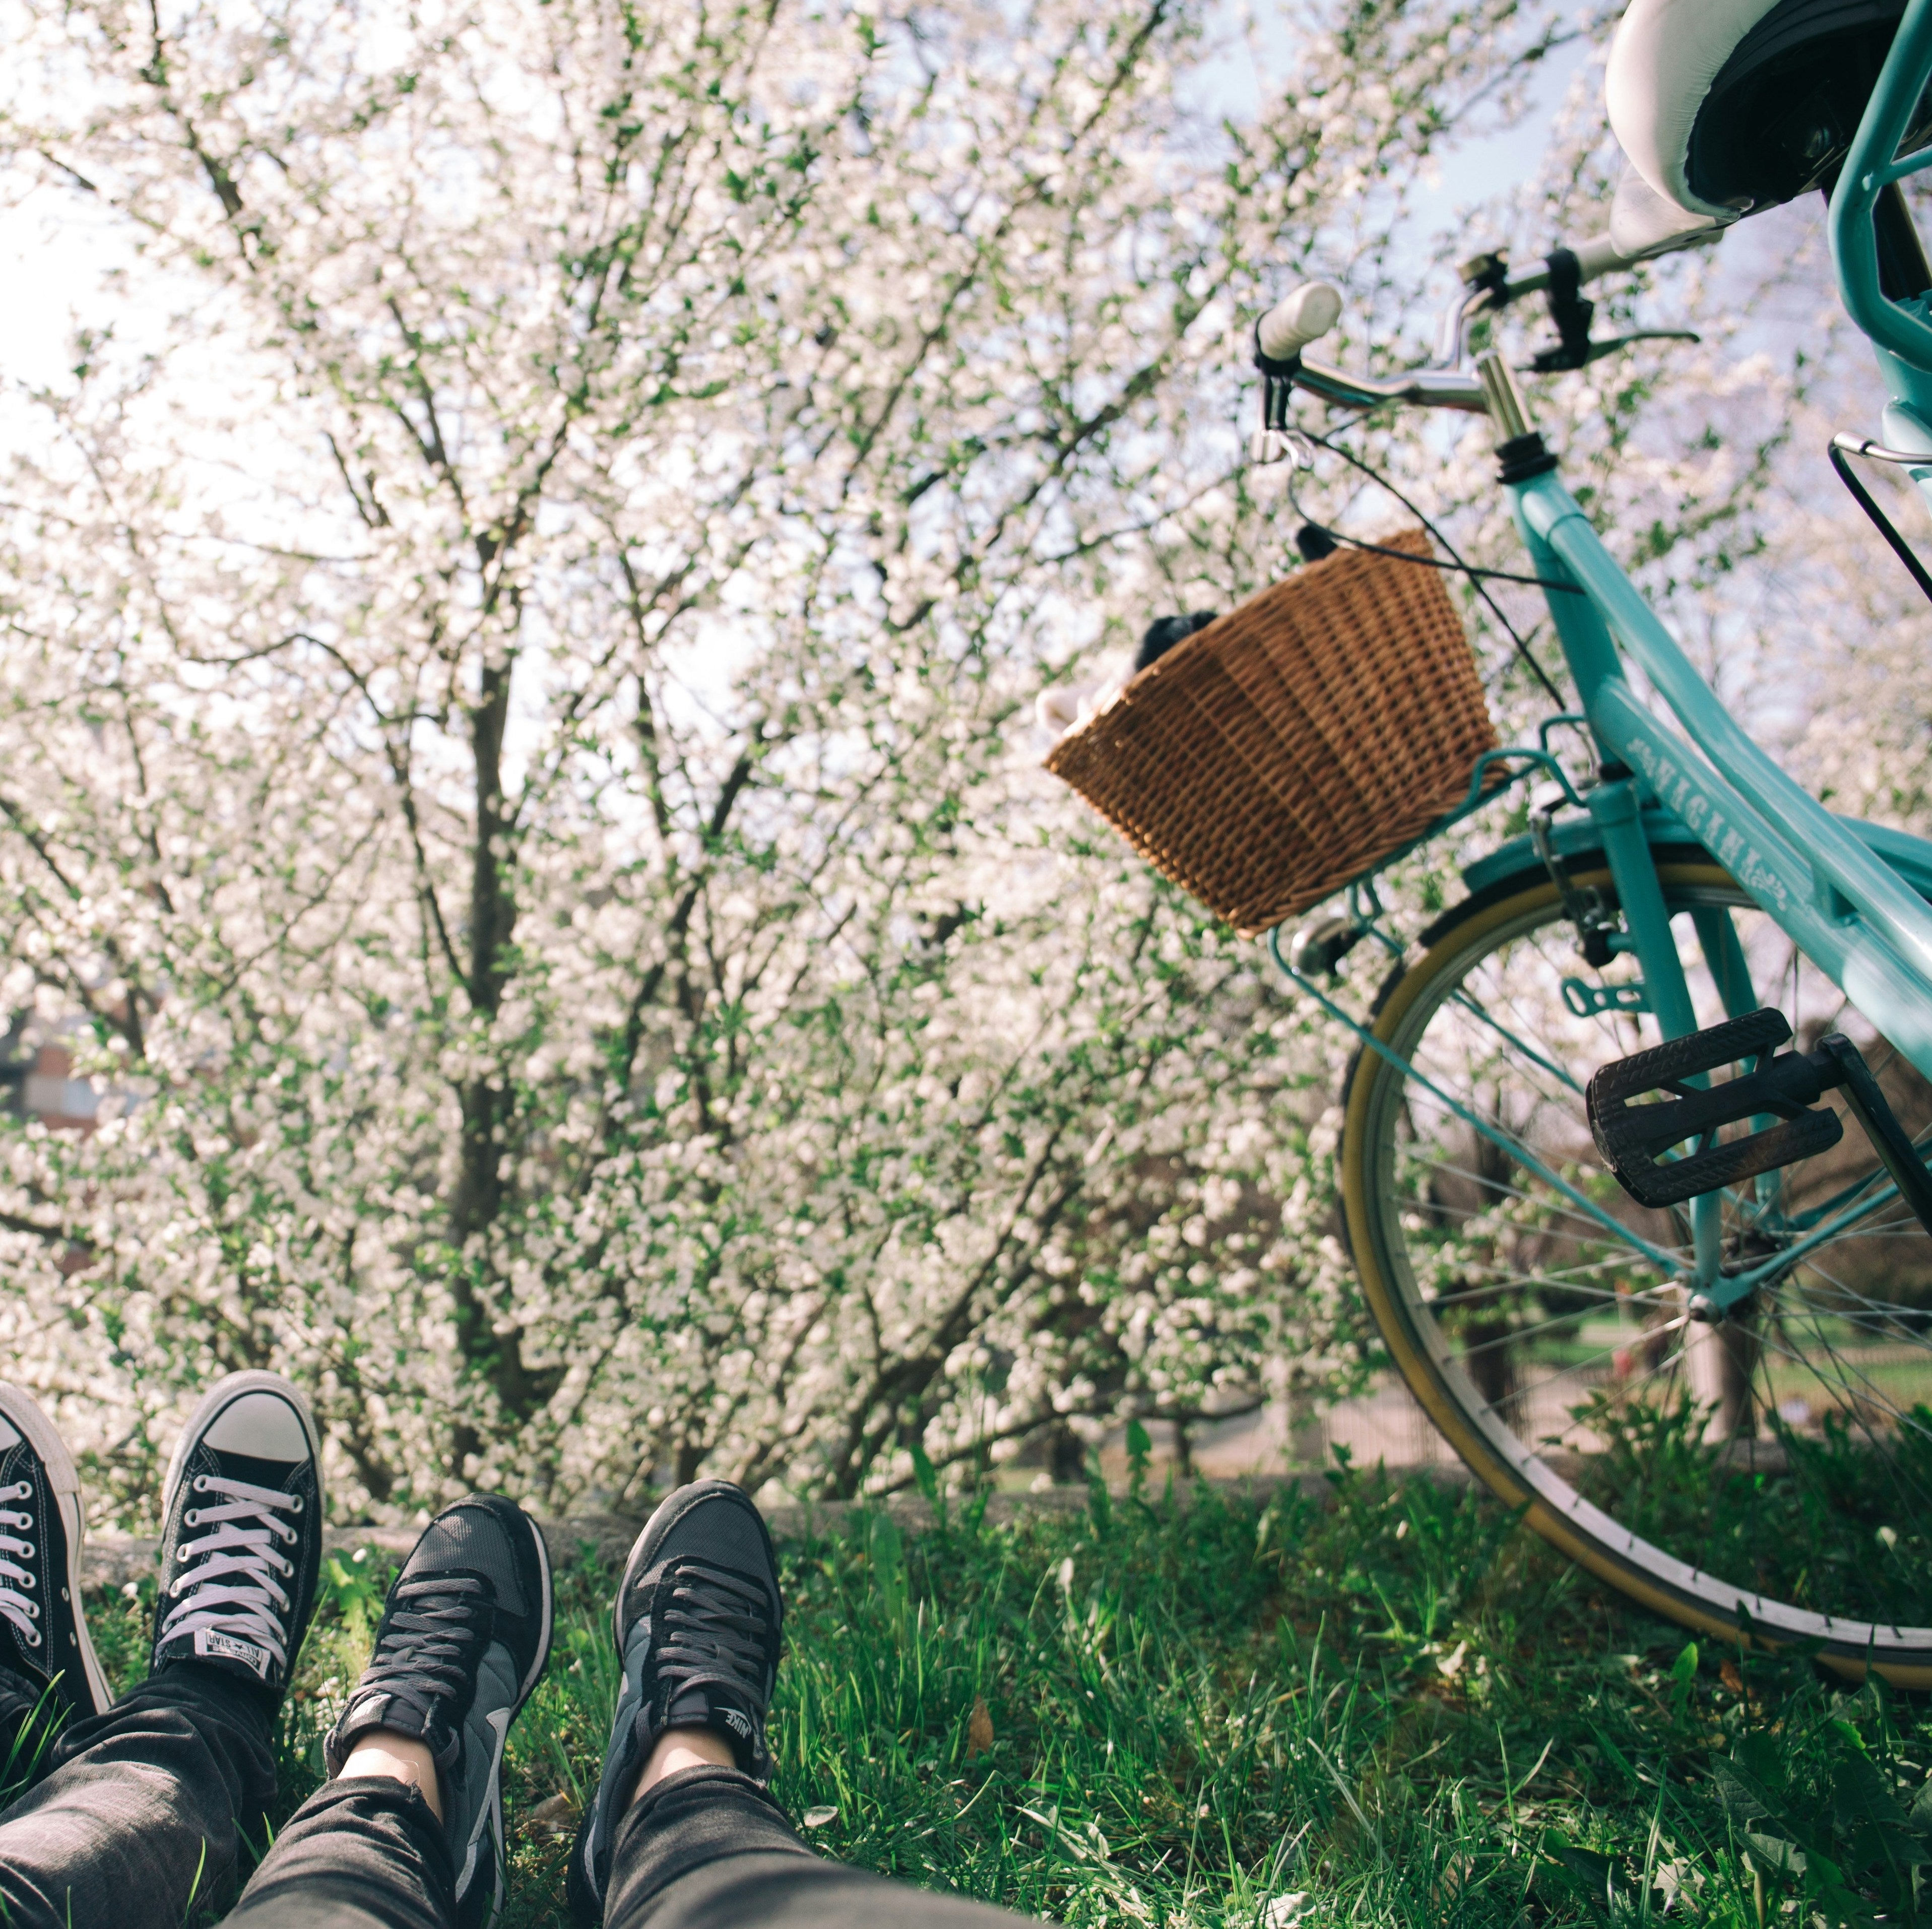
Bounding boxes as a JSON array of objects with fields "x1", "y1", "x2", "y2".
[
  {"x1": 1504, "y1": 474, "x2": 1932, "y2": 1298},
  {"x1": 1270, "y1": 0, "x2": 1932, "y2": 1302},
  {"x1": 1474, "y1": 0, "x2": 1932, "y2": 1300}
]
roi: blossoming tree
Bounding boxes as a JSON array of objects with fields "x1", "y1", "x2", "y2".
[{"x1": 0, "y1": 0, "x2": 1886, "y2": 1515}]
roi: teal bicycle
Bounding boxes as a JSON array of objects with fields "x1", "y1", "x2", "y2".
[{"x1": 1258, "y1": 0, "x2": 1932, "y2": 1683}]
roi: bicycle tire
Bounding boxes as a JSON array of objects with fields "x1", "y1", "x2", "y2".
[{"x1": 1340, "y1": 850, "x2": 1932, "y2": 1685}]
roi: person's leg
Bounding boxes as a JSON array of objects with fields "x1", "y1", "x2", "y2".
[
  {"x1": 0, "y1": 1372, "x2": 325, "y2": 1929},
  {"x1": 603, "y1": 1738, "x2": 1042, "y2": 1929},
  {"x1": 0, "y1": 1663, "x2": 279, "y2": 1927},
  {"x1": 224, "y1": 1494, "x2": 553, "y2": 1929},
  {"x1": 569, "y1": 1481, "x2": 1039, "y2": 1929}
]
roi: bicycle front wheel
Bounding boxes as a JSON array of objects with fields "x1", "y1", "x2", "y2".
[{"x1": 1341, "y1": 850, "x2": 1932, "y2": 1683}]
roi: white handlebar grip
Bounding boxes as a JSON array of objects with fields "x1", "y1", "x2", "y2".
[{"x1": 1256, "y1": 282, "x2": 1342, "y2": 360}]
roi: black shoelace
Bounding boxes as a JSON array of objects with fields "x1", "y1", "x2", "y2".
[
  {"x1": 652, "y1": 1558, "x2": 775, "y2": 1703},
  {"x1": 354, "y1": 1576, "x2": 489, "y2": 1733}
]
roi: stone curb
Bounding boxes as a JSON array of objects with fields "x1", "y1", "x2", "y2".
[{"x1": 79, "y1": 1469, "x2": 1463, "y2": 1593}]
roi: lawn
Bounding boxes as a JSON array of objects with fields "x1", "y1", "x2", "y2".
[{"x1": 65, "y1": 1458, "x2": 1932, "y2": 1926}]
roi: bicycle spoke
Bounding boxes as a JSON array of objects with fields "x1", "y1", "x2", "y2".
[
  {"x1": 1445, "y1": 985, "x2": 1586, "y2": 1096},
  {"x1": 1396, "y1": 1151, "x2": 1642, "y2": 1239}
]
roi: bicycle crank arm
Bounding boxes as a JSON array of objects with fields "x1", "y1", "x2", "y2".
[
  {"x1": 1814, "y1": 1032, "x2": 1932, "y2": 1233},
  {"x1": 1585, "y1": 1007, "x2": 1932, "y2": 1231}
]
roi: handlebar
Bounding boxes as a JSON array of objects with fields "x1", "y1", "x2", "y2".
[
  {"x1": 1254, "y1": 188, "x2": 1724, "y2": 430},
  {"x1": 1254, "y1": 277, "x2": 1488, "y2": 415},
  {"x1": 1287, "y1": 356, "x2": 1490, "y2": 416}
]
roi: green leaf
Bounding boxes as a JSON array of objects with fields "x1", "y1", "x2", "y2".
[
  {"x1": 1832, "y1": 1751, "x2": 1912, "y2": 1838},
  {"x1": 1742, "y1": 1831, "x2": 1808, "y2": 1878},
  {"x1": 1590, "y1": 1725, "x2": 1640, "y2": 1787},
  {"x1": 1084, "y1": 1452, "x2": 1112, "y2": 1540},
  {"x1": 1711, "y1": 1755, "x2": 1775, "y2": 1824},
  {"x1": 868, "y1": 1513, "x2": 908, "y2": 1633},
  {"x1": 1538, "y1": 1828, "x2": 1622, "y2": 1913},
  {"x1": 909, "y1": 1439, "x2": 939, "y2": 1507},
  {"x1": 1910, "y1": 1778, "x2": 1932, "y2": 1833}
]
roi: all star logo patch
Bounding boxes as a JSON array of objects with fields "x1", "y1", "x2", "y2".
[
  {"x1": 719, "y1": 1707, "x2": 751, "y2": 1740},
  {"x1": 195, "y1": 1628, "x2": 271, "y2": 1678}
]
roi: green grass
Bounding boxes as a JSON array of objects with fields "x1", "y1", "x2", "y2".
[
  {"x1": 1570, "y1": 1396, "x2": 1932, "y2": 1629},
  {"x1": 58, "y1": 1463, "x2": 1932, "y2": 1927}
]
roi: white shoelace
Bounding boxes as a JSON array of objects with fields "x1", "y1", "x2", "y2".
[
  {"x1": 0, "y1": 1481, "x2": 40, "y2": 1650},
  {"x1": 158, "y1": 1474, "x2": 303, "y2": 1669}
]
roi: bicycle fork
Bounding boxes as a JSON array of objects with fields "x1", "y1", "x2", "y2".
[
  {"x1": 1582, "y1": 778, "x2": 1728, "y2": 1290},
  {"x1": 1503, "y1": 458, "x2": 1730, "y2": 1288}
]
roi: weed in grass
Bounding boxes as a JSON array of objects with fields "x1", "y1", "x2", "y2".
[{"x1": 45, "y1": 1459, "x2": 1932, "y2": 1927}]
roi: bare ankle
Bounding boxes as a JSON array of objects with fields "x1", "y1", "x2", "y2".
[
  {"x1": 341, "y1": 1730, "x2": 443, "y2": 1823},
  {"x1": 627, "y1": 1725, "x2": 737, "y2": 1810}
]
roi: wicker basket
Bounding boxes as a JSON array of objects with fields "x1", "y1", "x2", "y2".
[{"x1": 1045, "y1": 530, "x2": 1497, "y2": 937}]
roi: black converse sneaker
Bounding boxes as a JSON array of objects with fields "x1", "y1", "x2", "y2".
[
  {"x1": 151, "y1": 1371, "x2": 324, "y2": 1696},
  {"x1": 568, "y1": 1481, "x2": 783, "y2": 1923},
  {"x1": 325, "y1": 1496, "x2": 552, "y2": 1929},
  {"x1": 0, "y1": 1385, "x2": 107, "y2": 1728}
]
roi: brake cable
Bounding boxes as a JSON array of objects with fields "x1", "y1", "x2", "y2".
[
  {"x1": 1280, "y1": 433, "x2": 1572, "y2": 709},
  {"x1": 1531, "y1": 802, "x2": 1619, "y2": 968}
]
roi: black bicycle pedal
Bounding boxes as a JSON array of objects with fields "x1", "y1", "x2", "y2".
[
  {"x1": 1586, "y1": 1008, "x2": 1932, "y2": 1231},
  {"x1": 1586, "y1": 1008, "x2": 1839, "y2": 1209}
]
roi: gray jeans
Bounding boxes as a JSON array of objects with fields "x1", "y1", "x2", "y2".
[
  {"x1": 604, "y1": 1767, "x2": 1040, "y2": 1929},
  {"x1": 0, "y1": 1670, "x2": 1035, "y2": 1928},
  {"x1": 0, "y1": 1663, "x2": 451, "y2": 1929}
]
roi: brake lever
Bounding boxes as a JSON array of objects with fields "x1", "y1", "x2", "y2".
[
  {"x1": 1528, "y1": 246, "x2": 1698, "y2": 372},
  {"x1": 1528, "y1": 327, "x2": 1701, "y2": 372}
]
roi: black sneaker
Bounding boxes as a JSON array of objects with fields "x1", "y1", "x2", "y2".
[
  {"x1": 151, "y1": 1371, "x2": 325, "y2": 1697},
  {"x1": 0, "y1": 1384, "x2": 107, "y2": 1730},
  {"x1": 325, "y1": 1496, "x2": 552, "y2": 1929},
  {"x1": 567, "y1": 1481, "x2": 783, "y2": 1923}
]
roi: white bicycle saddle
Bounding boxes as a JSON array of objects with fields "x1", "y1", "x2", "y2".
[{"x1": 1607, "y1": 0, "x2": 1920, "y2": 219}]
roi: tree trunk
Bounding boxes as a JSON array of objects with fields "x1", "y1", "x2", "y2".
[{"x1": 446, "y1": 652, "x2": 552, "y2": 1473}]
